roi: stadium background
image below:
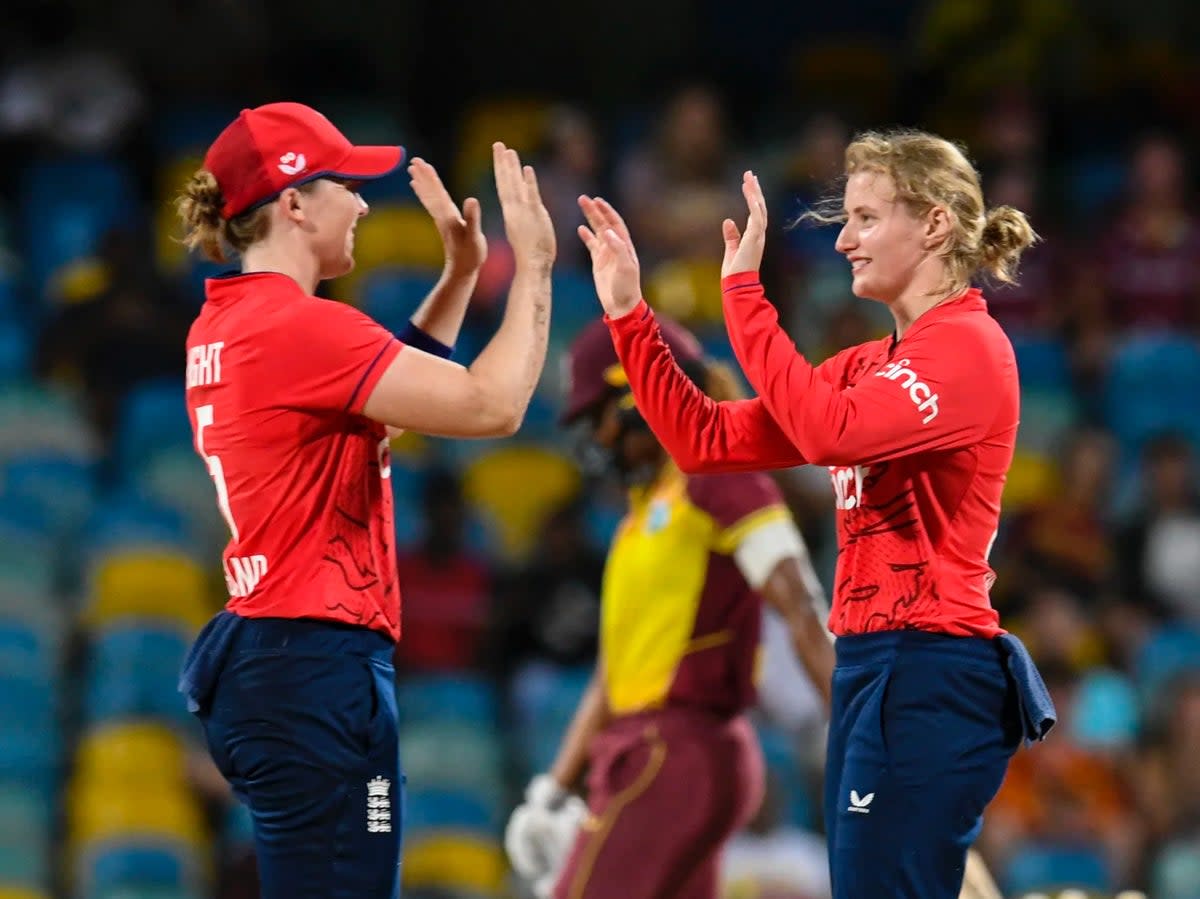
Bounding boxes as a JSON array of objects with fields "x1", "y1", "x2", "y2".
[{"x1": 0, "y1": 0, "x2": 1198, "y2": 897}]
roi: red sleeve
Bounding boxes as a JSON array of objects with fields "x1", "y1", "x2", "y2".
[
  {"x1": 606, "y1": 302, "x2": 806, "y2": 474},
  {"x1": 720, "y1": 272, "x2": 1011, "y2": 467},
  {"x1": 266, "y1": 299, "x2": 403, "y2": 415}
]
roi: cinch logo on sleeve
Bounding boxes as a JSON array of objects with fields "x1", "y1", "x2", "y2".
[{"x1": 875, "y1": 358, "x2": 940, "y2": 424}]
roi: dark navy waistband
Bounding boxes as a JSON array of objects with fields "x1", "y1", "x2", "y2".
[
  {"x1": 835, "y1": 629, "x2": 1004, "y2": 668},
  {"x1": 225, "y1": 614, "x2": 395, "y2": 662}
]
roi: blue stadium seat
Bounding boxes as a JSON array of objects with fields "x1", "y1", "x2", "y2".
[
  {"x1": 114, "y1": 379, "x2": 193, "y2": 476},
  {"x1": 1104, "y1": 334, "x2": 1200, "y2": 466},
  {"x1": 1071, "y1": 668, "x2": 1139, "y2": 750},
  {"x1": 405, "y1": 787, "x2": 501, "y2": 836},
  {"x1": 84, "y1": 623, "x2": 193, "y2": 727},
  {"x1": 397, "y1": 674, "x2": 499, "y2": 727},
  {"x1": 0, "y1": 380, "x2": 97, "y2": 465},
  {"x1": 1002, "y1": 842, "x2": 1112, "y2": 895},
  {"x1": 0, "y1": 839, "x2": 49, "y2": 889},
  {"x1": 0, "y1": 621, "x2": 57, "y2": 684},
  {"x1": 1135, "y1": 625, "x2": 1200, "y2": 700},
  {"x1": 0, "y1": 318, "x2": 29, "y2": 382},
  {"x1": 399, "y1": 722, "x2": 506, "y2": 796},
  {"x1": 359, "y1": 270, "x2": 439, "y2": 333},
  {"x1": 509, "y1": 662, "x2": 592, "y2": 776},
  {"x1": 77, "y1": 840, "x2": 198, "y2": 895},
  {"x1": 82, "y1": 492, "x2": 196, "y2": 565},
  {"x1": 2, "y1": 453, "x2": 97, "y2": 540},
  {"x1": 20, "y1": 155, "x2": 138, "y2": 302},
  {"x1": 549, "y1": 270, "x2": 602, "y2": 343}
]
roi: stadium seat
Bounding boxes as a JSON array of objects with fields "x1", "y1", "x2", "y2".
[
  {"x1": 645, "y1": 258, "x2": 725, "y2": 326},
  {"x1": 82, "y1": 493, "x2": 197, "y2": 566},
  {"x1": 338, "y1": 204, "x2": 444, "y2": 293},
  {"x1": 1134, "y1": 625, "x2": 1200, "y2": 701},
  {"x1": 68, "y1": 784, "x2": 208, "y2": 851},
  {"x1": 154, "y1": 154, "x2": 205, "y2": 274},
  {"x1": 359, "y1": 269, "x2": 439, "y2": 332},
  {"x1": 74, "y1": 839, "x2": 203, "y2": 898},
  {"x1": 83, "y1": 626, "x2": 194, "y2": 726},
  {"x1": 405, "y1": 786, "x2": 502, "y2": 837},
  {"x1": 397, "y1": 674, "x2": 500, "y2": 727},
  {"x1": 1071, "y1": 668, "x2": 1139, "y2": 750},
  {"x1": 0, "y1": 318, "x2": 30, "y2": 382},
  {"x1": 0, "y1": 620, "x2": 58, "y2": 685},
  {"x1": 400, "y1": 722, "x2": 506, "y2": 797},
  {"x1": 84, "y1": 550, "x2": 213, "y2": 634},
  {"x1": 0, "y1": 780, "x2": 54, "y2": 840},
  {"x1": 72, "y1": 722, "x2": 188, "y2": 794},
  {"x1": 2, "y1": 453, "x2": 97, "y2": 540},
  {"x1": 0, "y1": 887, "x2": 51, "y2": 899},
  {"x1": 0, "y1": 380, "x2": 97, "y2": 465},
  {"x1": 1104, "y1": 334, "x2": 1200, "y2": 467},
  {"x1": 20, "y1": 154, "x2": 138, "y2": 302},
  {"x1": 1010, "y1": 334, "x2": 1079, "y2": 456},
  {"x1": 1002, "y1": 843, "x2": 1112, "y2": 896},
  {"x1": 0, "y1": 840, "x2": 49, "y2": 889},
  {"x1": 135, "y1": 448, "x2": 224, "y2": 553},
  {"x1": 453, "y1": 98, "x2": 551, "y2": 195},
  {"x1": 509, "y1": 662, "x2": 592, "y2": 776},
  {"x1": 461, "y1": 445, "x2": 580, "y2": 560},
  {"x1": 114, "y1": 379, "x2": 194, "y2": 476},
  {"x1": 402, "y1": 833, "x2": 507, "y2": 896},
  {"x1": 88, "y1": 887, "x2": 203, "y2": 899}
]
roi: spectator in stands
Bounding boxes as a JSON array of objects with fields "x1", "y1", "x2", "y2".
[
  {"x1": 1099, "y1": 133, "x2": 1200, "y2": 332},
  {"x1": 1117, "y1": 432, "x2": 1200, "y2": 621},
  {"x1": 616, "y1": 83, "x2": 744, "y2": 265},
  {"x1": 394, "y1": 468, "x2": 494, "y2": 673},
  {"x1": 534, "y1": 106, "x2": 604, "y2": 270},
  {"x1": 487, "y1": 497, "x2": 604, "y2": 679}
]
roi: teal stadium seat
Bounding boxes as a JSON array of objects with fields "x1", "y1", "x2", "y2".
[
  {"x1": 1002, "y1": 842, "x2": 1112, "y2": 896},
  {"x1": 397, "y1": 674, "x2": 500, "y2": 727}
]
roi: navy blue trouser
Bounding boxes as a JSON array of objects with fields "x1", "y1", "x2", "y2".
[
  {"x1": 824, "y1": 631, "x2": 1030, "y2": 899},
  {"x1": 180, "y1": 612, "x2": 404, "y2": 899}
]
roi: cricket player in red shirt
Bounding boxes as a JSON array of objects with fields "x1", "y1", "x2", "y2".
[
  {"x1": 573, "y1": 130, "x2": 1057, "y2": 899},
  {"x1": 175, "y1": 102, "x2": 555, "y2": 899}
]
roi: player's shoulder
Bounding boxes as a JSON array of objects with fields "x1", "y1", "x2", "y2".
[
  {"x1": 924, "y1": 298, "x2": 1015, "y2": 363},
  {"x1": 685, "y1": 470, "x2": 784, "y2": 526}
]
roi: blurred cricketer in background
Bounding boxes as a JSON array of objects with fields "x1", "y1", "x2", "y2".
[{"x1": 504, "y1": 316, "x2": 836, "y2": 899}]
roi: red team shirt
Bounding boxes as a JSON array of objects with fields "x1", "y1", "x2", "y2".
[
  {"x1": 184, "y1": 272, "x2": 404, "y2": 640},
  {"x1": 608, "y1": 271, "x2": 1019, "y2": 639}
]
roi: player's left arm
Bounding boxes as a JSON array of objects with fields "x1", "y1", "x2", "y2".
[
  {"x1": 402, "y1": 157, "x2": 487, "y2": 349},
  {"x1": 721, "y1": 274, "x2": 1012, "y2": 467},
  {"x1": 730, "y1": 513, "x2": 834, "y2": 710}
]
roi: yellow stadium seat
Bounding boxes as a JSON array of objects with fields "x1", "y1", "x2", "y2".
[
  {"x1": 645, "y1": 258, "x2": 725, "y2": 326},
  {"x1": 335, "y1": 204, "x2": 444, "y2": 298},
  {"x1": 155, "y1": 154, "x2": 205, "y2": 273},
  {"x1": 86, "y1": 551, "x2": 214, "y2": 633},
  {"x1": 461, "y1": 445, "x2": 580, "y2": 561},
  {"x1": 453, "y1": 98, "x2": 551, "y2": 195},
  {"x1": 68, "y1": 784, "x2": 208, "y2": 850},
  {"x1": 402, "y1": 834, "x2": 506, "y2": 895},
  {"x1": 72, "y1": 721, "x2": 187, "y2": 792},
  {"x1": 0, "y1": 888, "x2": 52, "y2": 899},
  {"x1": 1002, "y1": 449, "x2": 1057, "y2": 511}
]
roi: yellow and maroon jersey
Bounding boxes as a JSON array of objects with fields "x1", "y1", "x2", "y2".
[{"x1": 600, "y1": 466, "x2": 789, "y2": 717}]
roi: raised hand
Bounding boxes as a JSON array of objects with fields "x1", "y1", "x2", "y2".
[
  {"x1": 409, "y1": 157, "x2": 487, "y2": 275},
  {"x1": 577, "y1": 195, "x2": 642, "y2": 319},
  {"x1": 721, "y1": 171, "x2": 768, "y2": 278},
  {"x1": 493, "y1": 142, "x2": 556, "y2": 267}
]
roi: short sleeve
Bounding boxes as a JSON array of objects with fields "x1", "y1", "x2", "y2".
[
  {"x1": 264, "y1": 299, "x2": 403, "y2": 415},
  {"x1": 686, "y1": 472, "x2": 791, "y2": 554}
]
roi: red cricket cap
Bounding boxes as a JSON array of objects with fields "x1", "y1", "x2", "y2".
[{"x1": 203, "y1": 101, "x2": 406, "y2": 220}]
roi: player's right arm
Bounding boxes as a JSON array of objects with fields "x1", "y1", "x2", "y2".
[
  {"x1": 577, "y1": 196, "x2": 806, "y2": 473},
  {"x1": 364, "y1": 143, "x2": 555, "y2": 438},
  {"x1": 548, "y1": 666, "x2": 610, "y2": 793}
]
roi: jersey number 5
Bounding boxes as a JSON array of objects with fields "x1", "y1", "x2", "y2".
[{"x1": 195, "y1": 404, "x2": 240, "y2": 541}]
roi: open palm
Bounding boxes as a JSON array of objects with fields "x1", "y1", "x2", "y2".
[{"x1": 576, "y1": 196, "x2": 642, "y2": 318}]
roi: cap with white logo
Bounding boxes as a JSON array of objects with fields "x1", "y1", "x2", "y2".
[{"x1": 203, "y1": 101, "x2": 406, "y2": 220}]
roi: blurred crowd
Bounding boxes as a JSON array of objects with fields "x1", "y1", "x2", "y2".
[{"x1": 0, "y1": 3, "x2": 1199, "y2": 899}]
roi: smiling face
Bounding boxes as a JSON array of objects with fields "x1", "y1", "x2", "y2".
[
  {"x1": 296, "y1": 178, "x2": 368, "y2": 280},
  {"x1": 834, "y1": 170, "x2": 935, "y2": 304}
]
